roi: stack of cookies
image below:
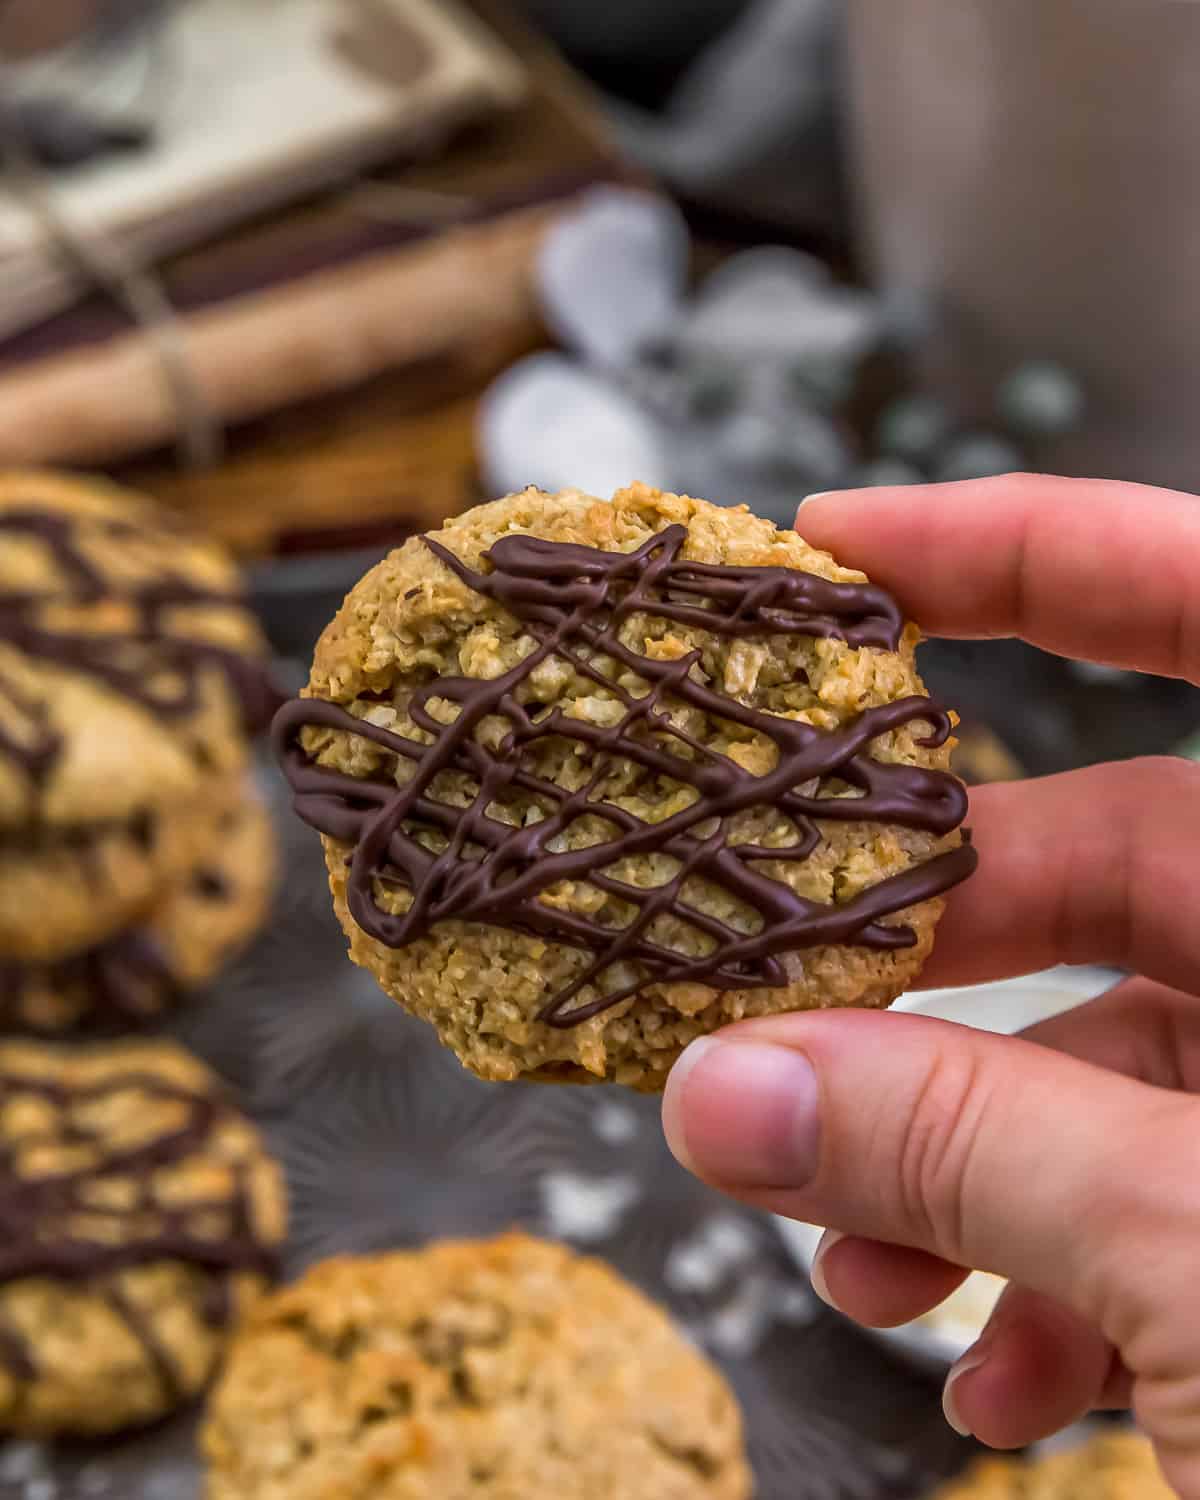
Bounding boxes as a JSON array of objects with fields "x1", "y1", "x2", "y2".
[
  {"x1": 0, "y1": 1039, "x2": 287, "y2": 1435},
  {"x1": 0, "y1": 470, "x2": 279, "y2": 1035},
  {"x1": 0, "y1": 474, "x2": 290, "y2": 1440}
]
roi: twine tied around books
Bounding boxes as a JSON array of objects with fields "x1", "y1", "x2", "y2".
[{"x1": 0, "y1": 21, "x2": 223, "y2": 470}]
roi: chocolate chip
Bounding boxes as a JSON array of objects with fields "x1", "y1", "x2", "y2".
[
  {"x1": 128, "y1": 810, "x2": 156, "y2": 851},
  {"x1": 193, "y1": 869, "x2": 230, "y2": 902}
]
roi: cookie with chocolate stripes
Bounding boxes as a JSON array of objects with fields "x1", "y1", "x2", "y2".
[{"x1": 275, "y1": 484, "x2": 975, "y2": 1089}]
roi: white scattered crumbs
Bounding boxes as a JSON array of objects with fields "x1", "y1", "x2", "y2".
[
  {"x1": 776, "y1": 1283, "x2": 820, "y2": 1326},
  {"x1": 705, "y1": 1215, "x2": 760, "y2": 1265},
  {"x1": 141, "y1": 1466, "x2": 199, "y2": 1500},
  {"x1": 75, "y1": 1465, "x2": 112, "y2": 1497},
  {"x1": 540, "y1": 1170, "x2": 641, "y2": 1243},
  {"x1": 0, "y1": 1444, "x2": 46, "y2": 1485},
  {"x1": 704, "y1": 1270, "x2": 779, "y2": 1359},
  {"x1": 666, "y1": 1237, "x2": 725, "y2": 1295},
  {"x1": 591, "y1": 1100, "x2": 639, "y2": 1146},
  {"x1": 666, "y1": 1213, "x2": 760, "y2": 1294}
]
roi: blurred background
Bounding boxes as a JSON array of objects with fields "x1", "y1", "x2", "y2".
[
  {"x1": 3, "y1": 0, "x2": 1194, "y2": 774},
  {"x1": 0, "y1": 2, "x2": 1196, "y2": 1496},
  {"x1": 3, "y1": 0, "x2": 1199, "y2": 767}
]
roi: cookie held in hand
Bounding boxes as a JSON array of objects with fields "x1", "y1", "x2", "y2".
[{"x1": 275, "y1": 484, "x2": 976, "y2": 1089}]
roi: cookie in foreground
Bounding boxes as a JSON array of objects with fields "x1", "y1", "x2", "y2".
[
  {"x1": 275, "y1": 484, "x2": 976, "y2": 1089},
  {"x1": 0, "y1": 1039, "x2": 286, "y2": 1435},
  {"x1": 203, "y1": 1231, "x2": 751, "y2": 1500}
]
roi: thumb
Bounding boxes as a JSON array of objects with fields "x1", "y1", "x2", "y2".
[{"x1": 660, "y1": 1010, "x2": 1192, "y2": 1333}]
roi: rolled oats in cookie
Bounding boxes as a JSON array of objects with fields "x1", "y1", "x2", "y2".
[
  {"x1": 0, "y1": 776, "x2": 275, "y2": 1037},
  {"x1": 203, "y1": 1231, "x2": 751, "y2": 1500},
  {"x1": 0, "y1": 1038, "x2": 286, "y2": 1436},
  {"x1": 275, "y1": 484, "x2": 976, "y2": 1090},
  {"x1": 0, "y1": 469, "x2": 280, "y2": 959}
]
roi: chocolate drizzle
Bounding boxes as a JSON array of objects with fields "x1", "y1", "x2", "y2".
[
  {"x1": 0, "y1": 666, "x2": 63, "y2": 787},
  {"x1": 0, "y1": 1063, "x2": 278, "y2": 1396},
  {"x1": 0, "y1": 510, "x2": 281, "y2": 766},
  {"x1": 274, "y1": 524, "x2": 977, "y2": 1025},
  {"x1": 0, "y1": 929, "x2": 180, "y2": 1038}
]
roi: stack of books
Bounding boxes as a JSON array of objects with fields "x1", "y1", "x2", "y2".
[{"x1": 0, "y1": 0, "x2": 635, "y2": 541}]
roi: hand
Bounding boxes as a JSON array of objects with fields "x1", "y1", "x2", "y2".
[{"x1": 661, "y1": 475, "x2": 1200, "y2": 1495}]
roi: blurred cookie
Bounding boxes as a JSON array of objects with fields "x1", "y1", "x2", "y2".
[
  {"x1": 0, "y1": 1038, "x2": 286, "y2": 1436},
  {"x1": 0, "y1": 777, "x2": 275, "y2": 1036},
  {"x1": 276, "y1": 483, "x2": 975, "y2": 1089},
  {"x1": 204, "y1": 1231, "x2": 750, "y2": 1500},
  {"x1": 931, "y1": 1431, "x2": 1170, "y2": 1500},
  {"x1": 0, "y1": 470, "x2": 279, "y2": 958},
  {"x1": 951, "y1": 720, "x2": 1023, "y2": 785}
]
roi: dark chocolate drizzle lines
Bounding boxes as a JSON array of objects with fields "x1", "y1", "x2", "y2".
[
  {"x1": 0, "y1": 510, "x2": 281, "y2": 754},
  {"x1": 0, "y1": 665, "x2": 62, "y2": 787},
  {"x1": 0, "y1": 1065, "x2": 278, "y2": 1396},
  {"x1": 0, "y1": 929, "x2": 179, "y2": 1038},
  {"x1": 274, "y1": 524, "x2": 976, "y2": 1025},
  {"x1": 105, "y1": 1282, "x2": 185, "y2": 1403}
]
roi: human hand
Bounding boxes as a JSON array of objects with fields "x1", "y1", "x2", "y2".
[{"x1": 661, "y1": 475, "x2": 1200, "y2": 1495}]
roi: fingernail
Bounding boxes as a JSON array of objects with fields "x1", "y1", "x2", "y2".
[
  {"x1": 942, "y1": 1346, "x2": 988, "y2": 1438},
  {"x1": 661, "y1": 1036, "x2": 717, "y2": 1173},
  {"x1": 662, "y1": 1038, "x2": 820, "y2": 1187},
  {"x1": 809, "y1": 1228, "x2": 845, "y2": 1310}
]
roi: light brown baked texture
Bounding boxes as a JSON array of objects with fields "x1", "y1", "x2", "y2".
[
  {"x1": 930, "y1": 1431, "x2": 1172, "y2": 1500},
  {"x1": 203, "y1": 1231, "x2": 751, "y2": 1500},
  {"x1": 0, "y1": 775, "x2": 275, "y2": 1036},
  {"x1": 295, "y1": 486, "x2": 972, "y2": 1086},
  {"x1": 0, "y1": 469, "x2": 273, "y2": 958},
  {"x1": 292, "y1": 483, "x2": 967, "y2": 1089},
  {"x1": 0, "y1": 1039, "x2": 286, "y2": 1436}
]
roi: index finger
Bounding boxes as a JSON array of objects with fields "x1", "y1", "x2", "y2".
[{"x1": 797, "y1": 474, "x2": 1200, "y2": 684}]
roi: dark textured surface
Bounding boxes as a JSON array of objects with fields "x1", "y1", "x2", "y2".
[{"x1": 0, "y1": 762, "x2": 976, "y2": 1500}]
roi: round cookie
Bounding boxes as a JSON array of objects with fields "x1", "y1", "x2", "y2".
[
  {"x1": 203, "y1": 1231, "x2": 751, "y2": 1500},
  {"x1": 0, "y1": 469, "x2": 280, "y2": 959},
  {"x1": 931, "y1": 1432, "x2": 1171, "y2": 1500},
  {"x1": 0, "y1": 1039, "x2": 286, "y2": 1436},
  {"x1": 275, "y1": 483, "x2": 976, "y2": 1089},
  {"x1": 0, "y1": 777, "x2": 275, "y2": 1036}
]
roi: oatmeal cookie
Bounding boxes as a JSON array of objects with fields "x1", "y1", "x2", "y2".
[
  {"x1": 0, "y1": 470, "x2": 279, "y2": 958},
  {"x1": 203, "y1": 1231, "x2": 751, "y2": 1500},
  {"x1": 0, "y1": 777, "x2": 274, "y2": 1036},
  {"x1": 275, "y1": 484, "x2": 975, "y2": 1089},
  {"x1": 931, "y1": 1431, "x2": 1171, "y2": 1500},
  {"x1": 0, "y1": 1039, "x2": 286, "y2": 1435}
]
